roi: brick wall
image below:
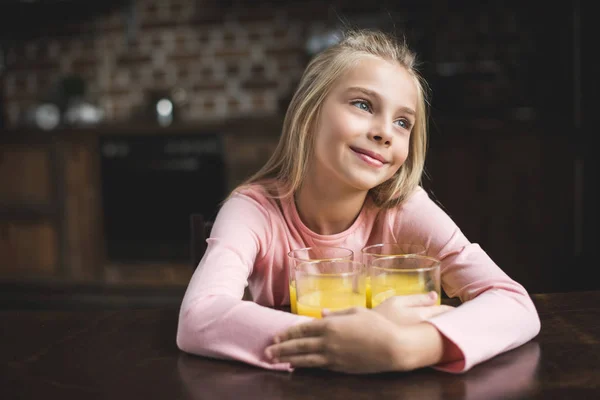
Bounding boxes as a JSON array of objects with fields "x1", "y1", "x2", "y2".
[
  {"x1": 1, "y1": 0, "x2": 342, "y2": 127},
  {"x1": 1, "y1": 1, "x2": 540, "y2": 128}
]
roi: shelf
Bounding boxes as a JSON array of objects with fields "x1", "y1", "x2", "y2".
[
  {"x1": 0, "y1": 202, "x2": 58, "y2": 221},
  {"x1": 0, "y1": 115, "x2": 285, "y2": 142}
]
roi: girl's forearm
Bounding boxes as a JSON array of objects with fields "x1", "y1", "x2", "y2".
[{"x1": 390, "y1": 323, "x2": 462, "y2": 371}]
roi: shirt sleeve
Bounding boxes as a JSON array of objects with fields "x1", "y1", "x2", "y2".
[
  {"x1": 176, "y1": 192, "x2": 312, "y2": 371},
  {"x1": 393, "y1": 187, "x2": 541, "y2": 373}
]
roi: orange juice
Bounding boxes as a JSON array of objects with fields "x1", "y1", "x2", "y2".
[
  {"x1": 294, "y1": 260, "x2": 366, "y2": 317},
  {"x1": 370, "y1": 274, "x2": 440, "y2": 307},
  {"x1": 296, "y1": 289, "x2": 366, "y2": 318},
  {"x1": 290, "y1": 277, "x2": 339, "y2": 314},
  {"x1": 289, "y1": 281, "x2": 298, "y2": 314},
  {"x1": 291, "y1": 277, "x2": 350, "y2": 314},
  {"x1": 288, "y1": 246, "x2": 355, "y2": 314},
  {"x1": 366, "y1": 277, "x2": 372, "y2": 308},
  {"x1": 371, "y1": 290, "x2": 441, "y2": 307}
]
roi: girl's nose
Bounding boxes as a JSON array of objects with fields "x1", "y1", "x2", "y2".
[{"x1": 367, "y1": 121, "x2": 393, "y2": 146}]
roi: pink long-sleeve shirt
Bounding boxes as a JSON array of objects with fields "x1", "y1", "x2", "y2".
[{"x1": 176, "y1": 183, "x2": 541, "y2": 373}]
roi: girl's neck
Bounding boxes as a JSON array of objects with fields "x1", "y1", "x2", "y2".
[{"x1": 294, "y1": 180, "x2": 368, "y2": 236}]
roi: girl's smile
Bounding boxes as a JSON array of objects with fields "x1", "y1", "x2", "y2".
[{"x1": 349, "y1": 146, "x2": 389, "y2": 168}]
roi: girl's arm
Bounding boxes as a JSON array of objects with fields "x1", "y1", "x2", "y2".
[
  {"x1": 395, "y1": 187, "x2": 541, "y2": 372},
  {"x1": 265, "y1": 186, "x2": 540, "y2": 373},
  {"x1": 264, "y1": 293, "x2": 460, "y2": 374},
  {"x1": 176, "y1": 193, "x2": 312, "y2": 370}
]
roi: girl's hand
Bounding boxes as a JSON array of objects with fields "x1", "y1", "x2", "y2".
[
  {"x1": 265, "y1": 308, "x2": 438, "y2": 374},
  {"x1": 371, "y1": 292, "x2": 455, "y2": 327}
]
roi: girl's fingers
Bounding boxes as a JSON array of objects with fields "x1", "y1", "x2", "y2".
[
  {"x1": 266, "y1": 337, "x2": 325, "y2": 360},
  {"x1": 277, "y1": 353, "x2": 330, "y2": 368},
  {"x1": 321, "y1": 306, "x2": 362, "y2": 318},
  {"x1": 274, "y1": 320, "x2": 327, "y2": 343}
]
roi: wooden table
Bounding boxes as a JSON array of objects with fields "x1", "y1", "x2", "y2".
[{"x1": 1, "y1": 291, "x2": 599, "y2": 399}]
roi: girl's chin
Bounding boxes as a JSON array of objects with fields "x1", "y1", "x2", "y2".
[{"x1": 350, "y1": 178, "x2": 386, "y2": 192}]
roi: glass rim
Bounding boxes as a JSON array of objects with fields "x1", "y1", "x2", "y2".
[
  {"x1": 294, "y1": 260, "x2": 365, "y2": 277},
  {"x1": 369, "y1": 254, "x2": 440, "y2": 272},
  {"x1": 287, "y1": 246, "x2": 354, "y2": 261},
  {"x1": 361, "y1": 243, "x2": 426, "y2": 255}
]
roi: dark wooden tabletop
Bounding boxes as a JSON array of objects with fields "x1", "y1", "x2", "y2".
[{"x1": 1, "y1": 291, "x2": 599, "y2": 399}]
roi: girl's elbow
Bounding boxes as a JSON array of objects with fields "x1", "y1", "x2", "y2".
[
  {"x1": 515, "y1": 291, "x2": 542, "y2": 338},
  {"x1": 175, "y1": 303, "x2": 215, "y2": 354},
  {"x1": 176, "y1": 319, "x2": 192, "y2": 353},
  {"x1": 176, "y1": 307, "x2": 199, "y2": 353},
  {"x1": 530, "y1": 309, "x2": 542, "y2": 338}
]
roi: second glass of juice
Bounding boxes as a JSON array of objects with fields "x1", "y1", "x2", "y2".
[
  {"x1": 361, "y1": 243, "x2": 426, "y2": 308},
  {"x1": 294, "y1": 259, "x2": 367, "y2": 318},
  {"x1": 369, "y1": 254, "x2": 441, "y2": 308},
  {"x1": 287, "y1": 247, "x2": 353, "y2": 314}
]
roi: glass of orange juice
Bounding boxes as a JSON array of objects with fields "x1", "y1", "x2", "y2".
[
  {"x1": 361, "y1": 243, "x2": 426, "y2": 308},
  {"x1": 287, "y1": 247, "x2": 353, "y2": 314},
  {"x1": 369, "y1": 254, "x2": 441, "y2": 308},
  {"x1": 294, "y1": 259, "x2": 367, "y2": 318}
]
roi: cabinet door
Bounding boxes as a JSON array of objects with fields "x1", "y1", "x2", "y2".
[
  {"x1": 0, "y1": 220, "x2": 58, "y2": 276},
  {"x1": 0, "y1": 145, "x2": 53, "y2": 205},
  {"x1": 0, "y1": 145, "x2": 59, "y2": 277},
  {"x1": 61, "y1": 138, "x2": 102, "y2": 280}
]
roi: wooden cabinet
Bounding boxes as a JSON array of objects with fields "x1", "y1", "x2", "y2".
[
  {"x1": 0, "y1": 120, "x2": 282, "y2": 293},
  {"x1": 0, "y1": 131, "x2": 193, "y2": 288},
  {"x1": 0, "y1": 142, "x2": 59, "y2": 277},
  {"x1": 0, "y1": 135, "x2": 100, "y2": 282}
]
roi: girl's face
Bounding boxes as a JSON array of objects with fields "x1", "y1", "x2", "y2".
[{"x1": 311, "y1": 56, "x2": 418, "y2": 193}]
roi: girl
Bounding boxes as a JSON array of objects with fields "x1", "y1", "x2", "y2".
[{"x1": 176, "y1": 29, "x2": 540, "y2": 374}]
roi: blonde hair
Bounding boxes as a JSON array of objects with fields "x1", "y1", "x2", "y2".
[{"x1": 237, "y1": 28, "x2": 430, "y2": 208}]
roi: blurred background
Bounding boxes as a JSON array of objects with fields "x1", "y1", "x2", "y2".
[{"x1": 0, "y1": 0, "x2": 596, "y2": 309}]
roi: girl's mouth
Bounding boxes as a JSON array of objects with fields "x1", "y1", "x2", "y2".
[{"x1": 350, "y1": 147, "x2": 386, "y2": 167}]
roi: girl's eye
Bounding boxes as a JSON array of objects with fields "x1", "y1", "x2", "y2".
[
  {"x1": 394, "y1": 119, "x2": 411, "y2": 129},
  {"x1": 351, "y1": 100, "x2": 371, "y2": 112}
]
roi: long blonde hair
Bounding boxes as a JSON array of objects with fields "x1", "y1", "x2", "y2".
[{"x1": 237, "y1": 29, "x2": 430, "y2": 208}]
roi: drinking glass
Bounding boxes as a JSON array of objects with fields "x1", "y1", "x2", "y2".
[
  {"x1": 361, "y1": 243, "x2": 426, "y2": 308},
  {"x1": 287, "y1": 246, "x2": 353, "y2": 314},
  {"x1": 369, "y1": 254, "x2": 441, "y2": 308},
  {"x1": 294, "y1": 259, "x2": 366, "y2": 318}
]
